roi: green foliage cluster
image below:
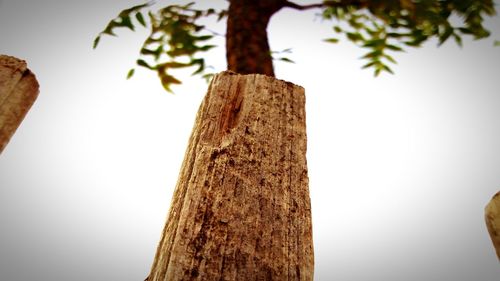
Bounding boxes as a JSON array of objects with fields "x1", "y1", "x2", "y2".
[
  {"x1": 323, "y1": 0, "x2": 496, "y2": 76},
  {"x1": 94, "y1": 2, "x2": 151, "y2": 49},
  {"x1": 95, "y1": 0, "x2": 497, "y2": 90},
  {"x1": 94, "y1": 1, "x2": 225, "y2": 92}
]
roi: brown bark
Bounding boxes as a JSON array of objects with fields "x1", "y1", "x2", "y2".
[
  {"x1": 485, "y1": 191, "x2": 500, "y2": 261},
  {"x1": 147, "y1": 71, "x2": 314, "y2": 280},
  {"x1": 224, "y1": 0, "x2": 367, "y2": 76},
  {"x1": 0, "y1": 55, "x2": 39, "y2": 154},
  {"x1": 226, "y1": 0, "x2": 288, "y2": 76}
]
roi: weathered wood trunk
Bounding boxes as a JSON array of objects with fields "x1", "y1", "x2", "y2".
[
  {"x1": 147, "y1": 71, "x2": 314, "y2": 280},
  {"x1": 0, "y1": 55, "x2": 39, "y2": 154},
  {"x1": 485, "y1": 191, "x2": 500, "y2": 261}
]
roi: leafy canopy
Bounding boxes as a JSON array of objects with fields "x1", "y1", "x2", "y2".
[{"x1": 94, "y1": 0, "x2": 497, "y2": 92}]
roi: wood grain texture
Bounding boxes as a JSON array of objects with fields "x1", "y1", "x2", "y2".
[
  {"x1": 147, "y1": 71, "x2": 314, "y2": 280},
  {"x1": 485, "y1": 191, "x2": 500, "y2": 261},
  {"x1": 0, "y1": 55, "x2": 39, "y2": 154}
]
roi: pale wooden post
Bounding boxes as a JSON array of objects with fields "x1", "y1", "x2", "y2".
[
  {"x1": 147, "y1": 71, "x2": 314, "y2": 280},
  {"x1": 0, "y1": 55, "x2": 39, "y2": 154},
  {"x1": 485, "y1": 191, "x2": 500, "y2": 261}
]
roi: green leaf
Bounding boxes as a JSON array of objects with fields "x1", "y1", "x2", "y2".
[
  {"x1": 386, "y1": 44, "x2": 404, "y2": 52},
  {"x1": 198, "y1": 45, "x2": 217, "y2": 51},
  {"x1": 161, "y1": 61, "x2": 190, "y2": 68},
  {"x1": 372, "y1": 63, "x2": 393, "y2": 76},
  {"x1": 361, "y1": 50, "x2": 382, "y2": 59},
  {"x1": 452, "y1": 33, "x2": 463, "y2": 47},
  {"x1": 333, "y1": 26, "x2": 343, "y2": 33},
  {"x1": 93, "y1": 36, "x2": 101, "y2": 49},
  {"x1": 363, "y1": 39, "x2": 385, "y2": 48},
  {"x1": 126, "y1": 68, "x2": 135, "y2": 79},
  {"x1": 346, "y1": 32, "x2": 364, "y2": 42},
  {"x1": 102, "y1": 22, "x2": 117, "y2": 36},
  {"x1": 383, "y1": 54, "x2": 397, "y2": 64},
  {"x1": 438, "y1": 26, "x2": 454, "y2": 46},
  {"x1": 206, "y1": 8, "x2": 216, "y2": 16},
  {"x1": 181, "y1": 2, "x2": 196, "y2": 9},
  {"x1": 362, "y1": 61, "x2": 377, "y2": 69},
  {"x1": 136, "y1": 12, "x2": 146, "y2": 27},
  {"x1": 141, "y1": 46, "x2": 164, "y2": 60},
  {"x1": 324, "y1": 38, "x2": 340, "y2": 44},
  {"x1": 98, "y1": 1, "x2": 154, "y2": 38},
  {"x1": 160, "y1": 73, "x2": 182, "y2": 93},
  {"x1": 458, "y1": 27, "x2": 474, "y2": 35},
  {"x1": 202, "y1": 73, "x2": 214, "y2": 82},
  {"x1": 190, "y1": 58, "x2": 205, "y2": 75},
  {"x1": 120, "y1": 16, "x2": 135, "y2": 31},
  {"x1": 404, "y1": 41, "x2": 420, "y2": 47},
  {"x1": 279, "y1": 57, "x2": 295, "y2": 64},
  {"x1": 161, "y1": 74, "x2": 182, "y2": 85},
  {"x1": 382, "y1": 64, "x2": 394, "y2": 74},
  {"x1": 387, "y1": 32, "x2": 407, "y2": 38},
  {"x1": 494, "y1": 40, "x2": 500, "y2": 47},
  {"x1": 120, "y1": 1, "x2": 153, "y2": 16},
  {"x1": 473, "y1": 28, "x2": 490, "y2": 40},
  {"x1": 217, "y1": 10, "x2": 227, "y2": 22},
  {"x1": 194, "y1": 35, "x2": 214, "y2": 41},
  {"x1": 347, "y1": 16, "x2": 365, "y2": 30},
  {"x1": 137, "y1": 59, "x2": 155, "y2": 70}
]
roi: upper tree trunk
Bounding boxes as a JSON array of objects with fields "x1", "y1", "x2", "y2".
[
  {"x1": 226, "y1": 0, "x2": 287, "y2": 76},
  {"x1": 0, "y1": 55, "x2": 39, "y2": 154},
  {"x1": 147, "y1": 71, "x2": 314, "y2": 280}
]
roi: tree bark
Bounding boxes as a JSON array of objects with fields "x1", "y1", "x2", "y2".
[
  {"x1": 226, "y1": 0, "x2": 288, "y2": 76},
  {"x1": 147, "y1": 71, "x2": 314, "y2": 280},
  {"x1": 485, "y1": 191, "x2": 500, "y2": 261},
  {"x1": 0, "y1": 55, "x2": 39, "y2": 154}
]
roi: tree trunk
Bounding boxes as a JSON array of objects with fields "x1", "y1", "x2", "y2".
[
  {"x1": 226, "y1": 0, "x2": 287, "y2": 76},
  {"x1": 0, "y1": 55, "x2": 39, "y2": 154},
  {"x1": 485, "y1": 191, "x2": 500, "y2": 261},
  {"x1": 147, "y1": 71, "x2": 314, "y2": 280}
]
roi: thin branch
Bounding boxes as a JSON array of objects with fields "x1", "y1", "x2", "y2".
[
  {"x1": 283, "y1": 0, "x2": 368, "y2": 11},
  {"x1": 283, "y1": 1, "x2": 326, "y2": 11}
]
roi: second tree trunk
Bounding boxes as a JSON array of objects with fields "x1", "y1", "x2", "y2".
[{"x1": 0, "y1": 55, "x2": 39, "y2": 154}]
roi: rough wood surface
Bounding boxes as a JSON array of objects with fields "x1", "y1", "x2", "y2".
[
  {"x1": 485, "y1": 191, "x2": 500, "y2": 261},
  {"x1": 147, "y1": 71, "x2": 314, "y2": 280},
  {"x1": 0, "y1": 55, "x2": 39, "y2": 153}
]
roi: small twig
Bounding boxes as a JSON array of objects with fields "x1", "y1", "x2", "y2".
[
  {"x1": 283, "y1": 1, "x2": 326, "y2": 11},
  {"x1": 283, "y1": 0, "x2": 368, "y2": 11},
  {"x1": 204, "y1": 27, "x2": 225, "y2": 37}
]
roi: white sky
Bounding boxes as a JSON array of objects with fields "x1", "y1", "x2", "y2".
[{"x1": 1, "y1": 0, "x2": 500, "y2": 280}]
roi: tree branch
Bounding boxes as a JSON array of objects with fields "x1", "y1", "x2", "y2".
[
  {"x1": 283, "y1": 1, "x2": 326, "y2": 11},
  {"x1": 283, "y1": 0, "x2": 368, "y2": 11}
]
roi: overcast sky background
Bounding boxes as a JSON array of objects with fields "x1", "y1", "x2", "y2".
[{"x1": 1, "y1": 0, "x2": 500, "y2": 280}]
